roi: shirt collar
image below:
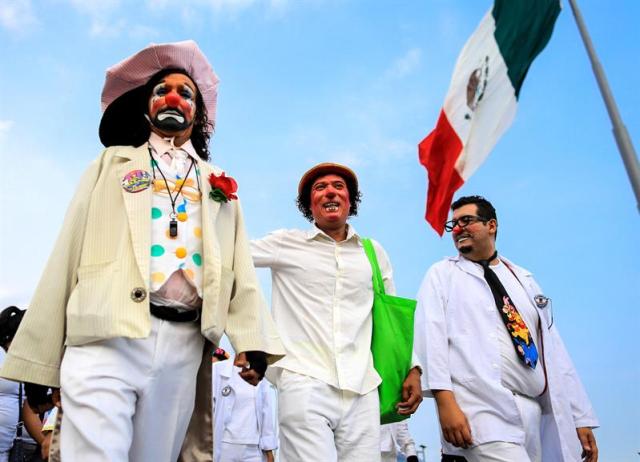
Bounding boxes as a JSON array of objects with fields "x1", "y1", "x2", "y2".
[
  {"x1": 305, "y1": 223, "x2": 360, "y2": 243},
  {"x1": 148, "y1": 131, "x2": 199, "y2": 162},
  {"x1": 451, "y1": 254, "x2": 532, "y2": 277}
]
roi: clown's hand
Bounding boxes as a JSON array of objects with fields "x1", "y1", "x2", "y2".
[{"x1": 234, "y1": 351, "x2": 267, "y2": 386}]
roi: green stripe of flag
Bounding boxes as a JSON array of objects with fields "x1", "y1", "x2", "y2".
[{"x1": 492, "y1": 0, "x2": 561, "y2": 98}]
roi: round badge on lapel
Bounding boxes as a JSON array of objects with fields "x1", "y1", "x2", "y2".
[
  {"x1": 534, "y1": 294, "x2": 549, "y2": 309},
  {"x1": 122, "y1": 170, "x2": 151, "y2": 193},
  {"x1": 221, "y1": 386, "x2": 231, "y2": 397},
  {"x1": 130, "y1": 287, "x2": 147, "y2": 303}
]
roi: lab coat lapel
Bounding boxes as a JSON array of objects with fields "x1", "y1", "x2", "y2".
[
  {"x1": 501, "y1": 257, "x2": 553, "y2": 327},
  {"x1": 454, "y1": 255, "x2": 486, "y2": 281}
]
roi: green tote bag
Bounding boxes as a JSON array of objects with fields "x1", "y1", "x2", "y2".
[{"x1": 362, "y1": 238, "x2": 417, "y2": 424}]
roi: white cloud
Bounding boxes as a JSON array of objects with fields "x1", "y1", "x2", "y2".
[
  {"x1": 63, "y1": 0, "x2": 158, "y2": 39},
  {"x1": 0, "y1": 120, "x2": 13, "y2": 133},
  {"x1": 329, "y1": 136, "x2": 415, "y2": 167},
  {"x1": 0, "y1": 0, "x2": 37, "y2": 32},
  {"x1": 0, "y1": 284, "x2": 32, "y2": 309},
  {"x1": 67, "y1": 0, "x2": 122, "y2": 16},
  {"x1": 209, "y1": 0, "x2": 258, "y2": 13},
  {"x1": 128, "y1": 24, "x2": 159, "y2": 39},
  {"x1": 0, "y1": 146, "x2": 74, "y2": 310},
  {"x1": 268, "y1": 0, "x2": 289, "y2": 9},
  {"x1": 286, "y1": 124, "x2": 413, "y2": 170},
  {"x1": 64, "y1": 0, "x2": 304, "y2": 35},
  {"x1": 384, "y1": 47, "x2": 422, "y2": 80},
  {"x1": 0, "y1": 120, "x2": 14, "y2": 149},
  {"x1": 207, "y1": 0, "x2": 292, "y2": 15},
  {"x1": 146, "y1": 0, "x2": 294, "y2": 20},
  {"x1": 323, "y1": 147, "x2": 364, "y2": 168}
]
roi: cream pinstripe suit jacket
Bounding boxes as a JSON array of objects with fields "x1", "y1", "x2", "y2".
[{"x1": 0, "y1": 144, "x2": 284, "y2": 387}]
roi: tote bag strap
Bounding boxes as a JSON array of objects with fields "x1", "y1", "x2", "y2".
[
  {"x1": 16, "y1": 383, "x2": 23, "y2": 438},
  {"x1": 362, "y1": 238, "x2": 386, "y2": 295}
]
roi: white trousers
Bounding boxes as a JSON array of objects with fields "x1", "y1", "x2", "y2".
[
  {"x1": 463, "y1": 393, "x2": 542, "y2": 462},
  {"x1": 380, "y1": 451, "x2": 397, "y2": 462},
  {"x1": 277, "y1": 370, "x2": 380, "y2": 462},
  {"x1": 59, "y1": 316, "x2": 204, "y2": 462},
  {"x1": 219, "y1": 442, "x2": 265, "y2": 462}
]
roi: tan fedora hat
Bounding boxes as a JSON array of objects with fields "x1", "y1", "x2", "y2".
[{"x1": 298, "y1": 162, "x2": 358, "y2": 195}]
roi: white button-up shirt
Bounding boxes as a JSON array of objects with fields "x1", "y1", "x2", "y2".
[{"x1": 251, "y1": 225, "x2": 394, "y2": 394}]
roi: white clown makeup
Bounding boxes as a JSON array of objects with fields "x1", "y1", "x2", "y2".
[{"x1": 148, "y1": 73, "x2": 197, "y2": 134}]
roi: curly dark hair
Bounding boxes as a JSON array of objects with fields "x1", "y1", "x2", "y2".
[
  {"x1": 0, "y1": 306, "x2": 25, "y2": 350},
  {"x1": 99, "y1": 68, "x2": 213, "y2": 161},
  {"x1": 296, "y1": 174, "x2": 362, "y2": 222}
]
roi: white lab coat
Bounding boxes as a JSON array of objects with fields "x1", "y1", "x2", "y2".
[
  {"x1": 380, "y1": 421, "x2": 417, "y2": 457},
  {"x1": 211, "y1": 360, "x2": 277, "y2": 462},
  {"x1": 414, "y1": 255, "x2": 598, "y2": 461}
]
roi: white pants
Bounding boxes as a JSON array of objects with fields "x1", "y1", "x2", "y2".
[
  {"x1": 381, "y1": 451, "x2": 397, "y2": 462},
  {"x1": 59, "y1": 316, "x2": 204, "y2": 462},
  {"x1": 463, "y1": 394, "x2": 542, "y2": 462},
  {"x1": 277, "y1": 370, "x2": 380, "y2": 462},
  {"x1": 219, "y1": 442, "x2": 265, "y2": 462}
]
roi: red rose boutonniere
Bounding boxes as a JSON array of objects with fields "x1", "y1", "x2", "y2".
[{"x1": 208, "y1": 172, "x2": 238, "y2": 203}]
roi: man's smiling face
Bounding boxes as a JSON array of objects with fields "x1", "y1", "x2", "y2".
[
  {"x1": 451, "y1": 203, "x2": 496, "y2": 259},
  {"x1": 309, "y1": 173, "x2": 351, "y2": 232}
]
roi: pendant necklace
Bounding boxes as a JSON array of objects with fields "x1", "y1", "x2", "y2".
[{"x1": 149, "y1": 148, "x2": 199, "y2": 238}]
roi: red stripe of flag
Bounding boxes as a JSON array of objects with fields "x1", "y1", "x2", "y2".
[{"x1": 418, "y1": 110, "x2": 464, "y2": 236}]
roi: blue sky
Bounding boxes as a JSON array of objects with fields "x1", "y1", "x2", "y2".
[{"x1": 1, "y1": 0, "x2": 638, "y2": 459}]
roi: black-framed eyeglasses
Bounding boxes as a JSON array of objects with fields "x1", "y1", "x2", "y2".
[{"x1": 444, "y1": 215, "x2": 488, "y2": 232}]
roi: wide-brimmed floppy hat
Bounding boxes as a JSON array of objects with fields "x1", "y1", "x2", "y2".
[
  {"x1": 99, "y1": 40, "x2": 219, "y2": 146},
  {"x1": 298, "y1": 162, "x2": 359, "y2": 195}
]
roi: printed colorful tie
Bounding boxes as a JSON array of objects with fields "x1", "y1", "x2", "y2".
[{"x1": 476, "y1": 252, "x2": 538, "y2": 369}]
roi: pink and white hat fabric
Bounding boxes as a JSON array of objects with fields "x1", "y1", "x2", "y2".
[{"x1": 101, "y1": 40, "x2": 219, "y2": 127}]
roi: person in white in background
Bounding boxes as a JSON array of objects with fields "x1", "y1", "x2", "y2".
[
  {"x1": 211, "y1": 350, "x2": 276, "y2": 462},
  {"x1": 251, "y1": 163, "x2": 423, "y2": 462},
  {"x1": 0, "y1": 307, "x2": 44, "y2": 462},
  {"x1": 380, "y1": 421, "x2": 419, "y2": 462}
]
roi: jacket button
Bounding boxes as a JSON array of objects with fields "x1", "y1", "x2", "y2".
[{"x1": 131, "y1": 287, "x2": 147, "y2": 303}]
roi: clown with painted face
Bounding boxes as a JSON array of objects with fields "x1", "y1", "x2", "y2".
[
  {"x1": 147, "y1": 72, "x2": 197, "y2": 137},
  {"x1": 0, "y1": 41, "x2": 284, "y2": 462}
]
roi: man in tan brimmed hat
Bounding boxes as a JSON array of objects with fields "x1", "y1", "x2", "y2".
[
  {"x1": 251, "y1": 162, "x2": 423, "y2": 461},
  {"x1": 0, "y1": 40, "x2": 284, "y2": 461}
]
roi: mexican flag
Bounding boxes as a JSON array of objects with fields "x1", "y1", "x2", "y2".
[{"x1": 419, "y1": 0, "x2": 561, "y2": 235}]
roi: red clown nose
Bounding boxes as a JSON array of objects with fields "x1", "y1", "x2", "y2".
[
  {"x1": 165, "y1": 92, "x2": 181, "y2": 108},
  {"x1": 452, "y1": 225, "x2": 463, "y2": 235}
]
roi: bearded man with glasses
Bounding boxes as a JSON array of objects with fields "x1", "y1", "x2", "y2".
[{"x1": 414, "y1": 195, "x2": 599, "y2": 462}]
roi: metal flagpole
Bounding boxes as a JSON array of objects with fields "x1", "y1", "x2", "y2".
[{"x1": 567, "y1": 0, "x2": 640, "y2": 213}]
